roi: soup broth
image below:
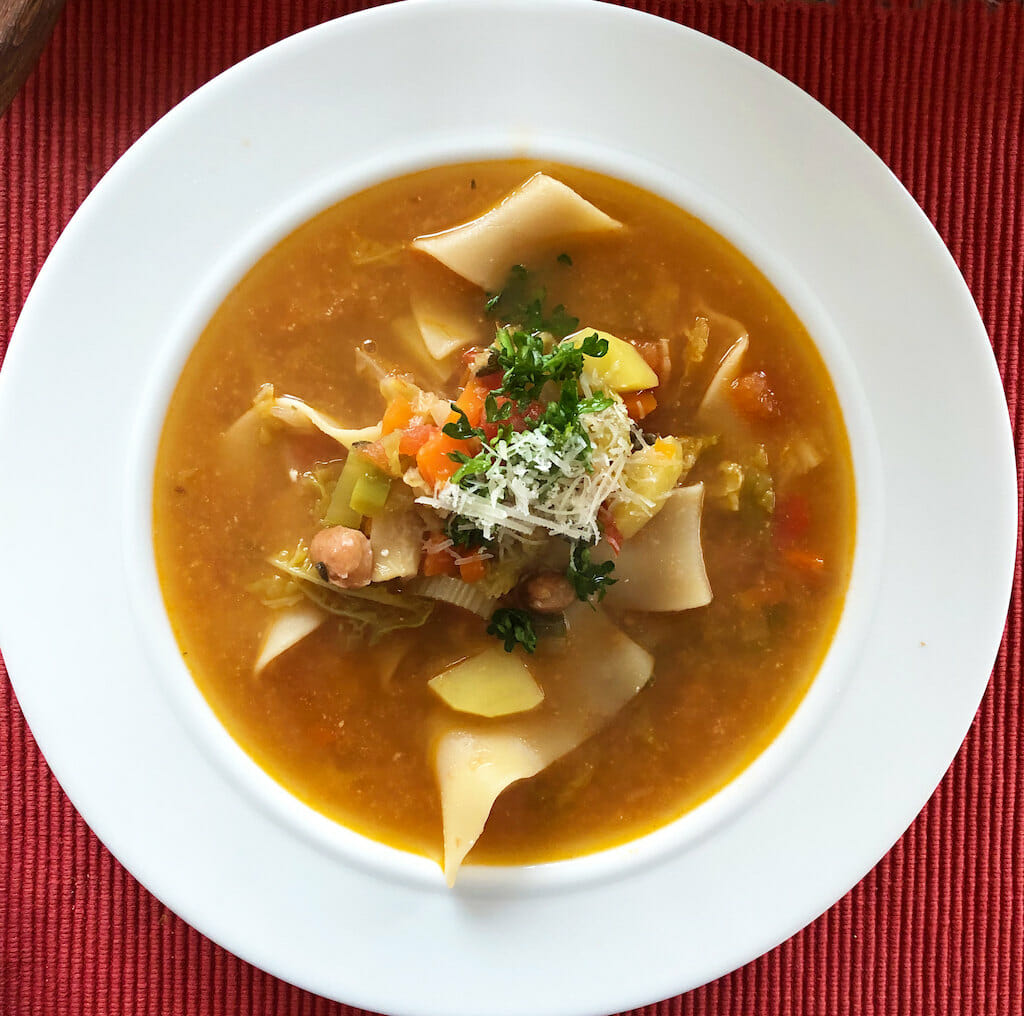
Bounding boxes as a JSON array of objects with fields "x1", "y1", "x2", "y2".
[{"x1": 154, "y1": 161, "x2": 854, "y2": 872}]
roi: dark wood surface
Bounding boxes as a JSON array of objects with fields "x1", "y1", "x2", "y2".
[{"x1": 0, "y1": 0, "x2": 66, "y2": 115}]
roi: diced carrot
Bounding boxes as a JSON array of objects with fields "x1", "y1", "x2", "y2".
[
  {"x1": 381, "y1": 397, "x2": 414, "y2": 435},
  {"x1": 730, "y1": 371, "x2": 779, "y2": 421},
  {"x1": 423, "y1": 549, "x2": 458, "y2": 577},
  {"x1": 782, "y1": 547, "x2": 826, "y2": 575},
  {"x1": 398, "y1": 424, "x2": 438, "y2": 457},
  {"x1": 621, "y1": 389, "x2": 658, "y2": 420},
  {"x1": 353, "y1": 441, "x2": 390, "y2": 473},
  {"x1": 422, "y1": 534, "x2": 458, "y2": 577},
  {"x1": 416, "y1": 431, "x2": 478, "y2": 489},
  {"x1": 454, "y1": 377, "x2": 488, "y2": 428},
  {"x1": 458, "y1": 557, "x2": 487, "y2": 583}
]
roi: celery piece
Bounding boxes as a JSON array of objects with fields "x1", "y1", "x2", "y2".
[
  {"x1": 324, "y1": 457, "x2": 363, "y2": 527},
  {"x1": 350, "y1": 467, "x2": 391, "y2": 518}
]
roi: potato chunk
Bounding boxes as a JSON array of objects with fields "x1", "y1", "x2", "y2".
[{"x1": 428, "y1": 646, "x2": 544, "y2": 718}]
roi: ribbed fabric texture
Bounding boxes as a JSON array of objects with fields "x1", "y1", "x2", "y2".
[{"x1": 1, "y1": 2, "x2": 1021, "y2": 1014}]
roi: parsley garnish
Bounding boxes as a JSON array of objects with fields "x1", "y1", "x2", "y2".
[
  {"x1": 445, "y1": 513, "x2": 488, "y2": 551},
  {"x1": 567, "y1": 541, "x2": 617, "y2": 603},
  {"x1": 557, "y1": 252, "x2": 573, "y2": 266},
  {"x1": 442, "y1": 405, "x2": 478, "y2": 441},
  {"x1": 485, "y1": 264, "x2": 579, "y2": 339},
  {"x1": 487, "y1": 607, "x2": 538, "y2": 654}
]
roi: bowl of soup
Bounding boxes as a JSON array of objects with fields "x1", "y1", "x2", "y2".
[
  {"x1": 147, "y1": 157, "x2": 870, "y2": 888},
  {"x1": 0, "y1": 2, "x2": 1013, "y2": 1013}
]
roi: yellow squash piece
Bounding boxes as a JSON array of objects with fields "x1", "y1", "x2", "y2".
[
  {"x1": 612, "y1": 436, "x2": 685, "y2": 538},
  {"x1": 428, "y1": 646, "x2": 544, "y2": 718},
  {"x1": 563, "y1": 328, "x2": 658, "y2": 393}
]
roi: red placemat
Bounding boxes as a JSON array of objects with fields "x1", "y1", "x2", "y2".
[{"x1": 1, "y1": 2, "x2": 1021, "y2": 1014}]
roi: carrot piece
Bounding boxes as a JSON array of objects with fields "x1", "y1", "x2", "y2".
[
  {"x1": 399, "y1": 424, "x2": 438, "y2": 457},
  {"x1": 782, "y1": 548, "x2": 826, "y2": 575},
  {"x1": 381, "y1": 397, "x2": 414, "y2": 435},
  {"x1": 454, "y1": 377, "x2": 488, "y2": 428},
  {"x1": 621, "y1": 389, "x2": 658, "y2": 420},
  {"x1": 416, "y1": 431, "x2": 477, "y2": 488},
  {"x1": 422, "y1": 535, "x2": 458, "y2": 577},
  {"x1": 458, "y1": 557, "x2": 487, "y2": 584}
]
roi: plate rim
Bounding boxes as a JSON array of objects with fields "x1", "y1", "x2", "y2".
[{"x1": 0, "y1": 2, "x2": 1015, "y2": 1014}]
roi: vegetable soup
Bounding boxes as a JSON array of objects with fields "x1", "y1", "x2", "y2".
[{"x1": 153, "y1": 161, "x2": 854, "y2": 883}]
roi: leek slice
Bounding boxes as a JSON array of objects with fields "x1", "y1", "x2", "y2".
[
  {"x1": 433, "y1": 604, "x2": 653, "y2": 884},
  {"x1": 406, "y1": 575, "x2": 497, "y2": 619},
  {"x1": 412, "y1": 173, "x2": 622, "y2": 291}
]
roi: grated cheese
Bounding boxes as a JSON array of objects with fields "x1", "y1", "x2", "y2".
[{"x1": 417, "y1": 403, "x2": 637, "y2": 547}]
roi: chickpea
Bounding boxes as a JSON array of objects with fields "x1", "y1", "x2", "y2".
[
  {"x1": 523, "y1": 571, "x2": 575, "y2": 614},
  {"x1": 310, "y1": 526, "x2": 373, "y2": 589}
]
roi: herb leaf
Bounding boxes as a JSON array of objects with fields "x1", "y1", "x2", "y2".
[
  {"x1": 442, "y1": 405, "x2": 479, "y2": 441},
  {"x1": 487, "y1": 607, "x2": 538, "y2": 654},
  {"x1": 567, "y1": 541, "x2": 617, "y2": 603},
  {"x1": 485, "y1": 264, "x2": 579, "y2": 339}
]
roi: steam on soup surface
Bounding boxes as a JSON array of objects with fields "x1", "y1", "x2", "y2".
[{"x1": 154, "y1": 161, "x2": 854, "y2": 883}]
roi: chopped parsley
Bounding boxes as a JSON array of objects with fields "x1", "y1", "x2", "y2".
[
  {"x1": 487, "y1": 607, "x2": 538, "y2": 654},
  {"x1": 485, "y1": 264, "x2": 579, "y2": 339},
  {"x1": 567, "y1": 540, "x2": 617, "y2": 603}
]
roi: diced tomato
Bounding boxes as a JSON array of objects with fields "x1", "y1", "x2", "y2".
[
  {"x1": 621, "y1": 389, "x2": 658, "y2": 420},
  {"x1": 775, "y1": 493, "x2": 811, "y2": 546},
  {"x1": 381, "y1": 397, "x2": 414, "y2": 435},
  {"x1": 730, "y1": 371, "x2": 779, "y2": 421},
  {"x1": 458, "y1": 557, "x2": 488, "y2": 584},
  {"x1": 398, "y1": 425, "x2": 438, "y2": 457},
  {"x1": 782, "y1": 547, "x2": 826, "y2": 576},
  {"x1": 416, "y1": 430, "x2": 478, "y2": 488}
]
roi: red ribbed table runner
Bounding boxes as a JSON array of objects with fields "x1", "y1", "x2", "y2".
[{"x1": 2, "y1": 2, "x2": 1021, "y2": 1013}]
